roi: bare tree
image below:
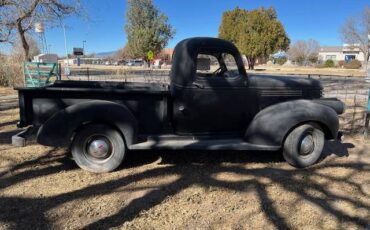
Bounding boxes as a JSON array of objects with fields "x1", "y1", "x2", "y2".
[
  {"x1": 0, "y1": 0, "x2": 13, "y2": 42},
  {"x1": 0, "y1": 0, "x2": 80, "y2": 60},
  {"x1": 340, "y1": 7, "x2": 370, "y2": 70},
  {"x1": 0, "y1": 26, "x2": 12, "y2": 43},
  {"x1": 288, "y1": 39, "x2": 320, "y2": 65},
  {"x1": 111, "y1": 46, "x2": 130, "y2": 61},
  {"x1": 13, "y1": 35, "x2": 41, "y2": 58}
]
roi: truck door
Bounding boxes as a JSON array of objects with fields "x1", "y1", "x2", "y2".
[{"x1": 173, "y1": 51, "x2": 255, "y2": 135}]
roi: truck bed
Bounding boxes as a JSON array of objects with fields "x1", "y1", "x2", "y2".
[{"x1": 15, "y1": 80, "x2": 171, "y2": 135}]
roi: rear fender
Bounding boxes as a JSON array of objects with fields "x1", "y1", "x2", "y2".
[
  {"x1": 244, "y1": 100, "x2": 339, "y2": 147},
  {"x1": 37, "y1": 100, "x2": 138, "y2": 147}
]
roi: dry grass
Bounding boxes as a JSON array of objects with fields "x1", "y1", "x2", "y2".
[
  {"x1": 0, "y1": 55, "x2": 24, "y2": 87},
  {"x1": 0, "y1": 87, "x2": 16, "y2": 97},
  {"x1": 252, "y1": 65, "x2": 367, "y2": 77},
  {"x1": 0, "y1": 86, "x2": 370, "y2": 229}
]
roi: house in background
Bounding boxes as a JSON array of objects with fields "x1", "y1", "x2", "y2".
[
  {"x1": 318, "y1": 44, "x2": 365, "y2": 63},
  {"x1": 158, "y1": 48, "x2": 174, "y2": 64}
]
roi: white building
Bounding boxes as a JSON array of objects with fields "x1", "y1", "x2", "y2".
[
  {"x1": 318, "y1": 44, "x2": 366, "y2": 63},
  {"x1": 61, "y1": 57, "x2": 107, "y2": 65},
  {"x1": 33, "y1": 53, "x2": 58, "y2": 63}
]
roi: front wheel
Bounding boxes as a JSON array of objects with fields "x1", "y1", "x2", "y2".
[
  {"x1": 71, "y1": 124, "x2": 126, "y2": 173},
  {"x1": 283, "y1": 123, "x2": 325, "y2": 168}
]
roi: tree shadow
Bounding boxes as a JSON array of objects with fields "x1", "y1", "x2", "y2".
[
  {"x1": 0, "y1": 120, "x2": 17, "y2": 129},
  {"x1": 0, "y1": 140, "x2": 368, "y2": 229}
]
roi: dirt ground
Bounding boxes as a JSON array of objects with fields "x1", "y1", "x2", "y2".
[{"x1": 0, "y1": 87, "x2": 369, "y2": 230}]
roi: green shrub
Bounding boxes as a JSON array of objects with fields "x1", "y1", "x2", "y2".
[
  {"x1": 308, "y1": 55, "x2": 318, "y2": 64},
  {"x1": 275, "y1": 57, "x2": 287, "y2": 65},
  {"x1": 344, "y1": 59, "x2": 361, "y2": 69},
  {"x1": 324, "y1": 59, "x2": 335, "y2": 68},
  {"x1": 294, "y1": 56, "x2": 305, "y2": 66}
]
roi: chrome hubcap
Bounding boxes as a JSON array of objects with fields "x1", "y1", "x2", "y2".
[
  {"x1": 87, "y1": 137, "x2": 111, "y2": 159},
  {"x1": 299, "y1": 134, "x2": 315, "y2": 156}
]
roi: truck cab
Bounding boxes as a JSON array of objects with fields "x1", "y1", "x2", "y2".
[{"x1": 171, "y1": 38, "x2": 252, "y2": 134}]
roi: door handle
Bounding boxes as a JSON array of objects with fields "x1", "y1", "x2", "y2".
[
  {"x1": 178, "y1": 105, "x2": 185, "y2": 112},
  {"x1": 192, "y1": 82, "x2": 204, "y2": 89}
]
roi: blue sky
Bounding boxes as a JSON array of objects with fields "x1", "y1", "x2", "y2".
[{"x1": 42, "y1": 0, "x2": 369, "y2": 55}]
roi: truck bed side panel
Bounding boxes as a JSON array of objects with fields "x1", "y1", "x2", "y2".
[{"x1": 17, "y1": 82, "x2": 170, "y2": 134}]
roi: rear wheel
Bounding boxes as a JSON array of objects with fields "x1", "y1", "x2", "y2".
[
  {"x1": 71, "y1": 124, "x2": 125, "y2": 173},
  {"x1": 283, "y1": 123, "x2": 325, "y2": 168}
]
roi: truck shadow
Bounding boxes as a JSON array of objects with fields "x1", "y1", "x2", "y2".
[
  {"x1": 322, "y1": 140, "x2": 354, "y2": 158},
  {"x1": 0, "y1": 140, "x2": 367, "y2": 229},
  {"x1": 123, "y1": 149, "x2": 284, "y2": 169},
  {"x1": 0, "y1": 129, "x2": 21, "y2": 144},
  {"x1": 123, "y1": 139, "x2": 353, "y2": 169}
]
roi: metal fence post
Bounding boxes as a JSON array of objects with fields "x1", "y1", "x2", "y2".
[
  {"x1": 365, "y1": 90, "x2": 370, "y2": 138},
  {"x1": 57, "y1": 63, "x2": 61, "y2": 80}
]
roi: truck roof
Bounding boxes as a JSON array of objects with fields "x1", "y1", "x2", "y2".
[{"x1": 170, "y1": 37, "x2": 246, "y2": 87}]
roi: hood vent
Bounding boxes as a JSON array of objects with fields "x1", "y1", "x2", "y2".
[{"x1": 260, "y1": 89, "x2": 303, "y2": 97}]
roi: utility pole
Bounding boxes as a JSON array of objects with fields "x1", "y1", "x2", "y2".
[
  {"x1": 62, "y1": 23, "x2": 68, "y2": 61},
  {"x1": 62, "y1": 21, "x2": 71, "y2": 76},
  {"x1": 367, "y1": 34, "x2": 370, "y2": 82},
  {"x1": 83, "y1": 40, "x2": 86, "y2": 56}
]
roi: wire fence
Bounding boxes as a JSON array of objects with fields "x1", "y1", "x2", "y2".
[
  {"x1": 310, "y1": 75, "x2": 370, "y2": 135},
  {"x1": 61, "y1": 67, "x2": 170, "y2": 83},
  {"x1": 61, "y1": 67, "x2": 370, "y2": 135}
]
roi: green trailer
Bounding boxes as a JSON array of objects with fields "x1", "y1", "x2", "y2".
[
  {"x1": 365, "y1": 90, "x2": 370, "y2": 138},
  {"x1": 24, "y1": 62, "x2": 60, "y2": 87}
]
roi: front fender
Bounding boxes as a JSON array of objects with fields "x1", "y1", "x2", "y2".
[
  {"x1": 37, "y1": 100, "x2": 138, "y2": 147},
  {"x1": 244, "y1": 100, "x2": 339, "y2": 147}
]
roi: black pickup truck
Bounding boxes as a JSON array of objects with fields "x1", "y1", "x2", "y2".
[{"x1": 14, "y1": 37, "x2": 344, "y2": 172}]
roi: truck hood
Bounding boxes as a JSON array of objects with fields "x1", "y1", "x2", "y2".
[{"x1": 248, "y1": 74, "x2": 322, "y2": 89}]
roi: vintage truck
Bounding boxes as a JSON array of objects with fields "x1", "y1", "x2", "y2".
[{"x1": 14, "y1": 37, "x2": 344, "y2": 172}]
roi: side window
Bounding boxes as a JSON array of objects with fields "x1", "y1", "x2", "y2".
[
  {"x1": 326, "y1": 55, "x2": 337, "y2": 61},
  {"x1": 223, "y1": 53, "x2": 238, "y2": 71},
  {"x1": 196, "y1": 52, "x2": 240, "y2": 78},
  {"x1": 196, "y1": 54, "x2": 219, "y2": 77}
]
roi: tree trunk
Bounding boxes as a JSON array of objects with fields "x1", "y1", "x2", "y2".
[
  {"x1": 247, "y1": 57, "x2": 255, "y2": 70},
  {"x1": 16, "y1": 21, "x2": 30, "y2": 61},
  {"x1": 143, "y1": 57, "x2": 150, "y2": 68}
]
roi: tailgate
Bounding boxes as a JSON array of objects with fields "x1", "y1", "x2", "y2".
[{"x1": 16, "y1": 89, "x2": 32, "y2": 128}]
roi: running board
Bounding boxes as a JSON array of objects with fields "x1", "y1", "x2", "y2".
[{"x1": 129, "y1": 138, "x2": 280, "y2": 151}]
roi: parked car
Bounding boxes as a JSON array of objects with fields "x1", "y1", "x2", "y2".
[
  {"x1": 14, "y1": 37, "x2": 344, "y2": 173},
  {"x1": 117, "y1": 60, "x2": 127, "y2": 66},
  {"x1": 127, "y1": 59, "x2": 143, "y2": 66}
]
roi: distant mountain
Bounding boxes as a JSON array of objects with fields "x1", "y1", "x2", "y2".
[{"x1": 95, "y1": 51, "x2": 116, "y2": 58}]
